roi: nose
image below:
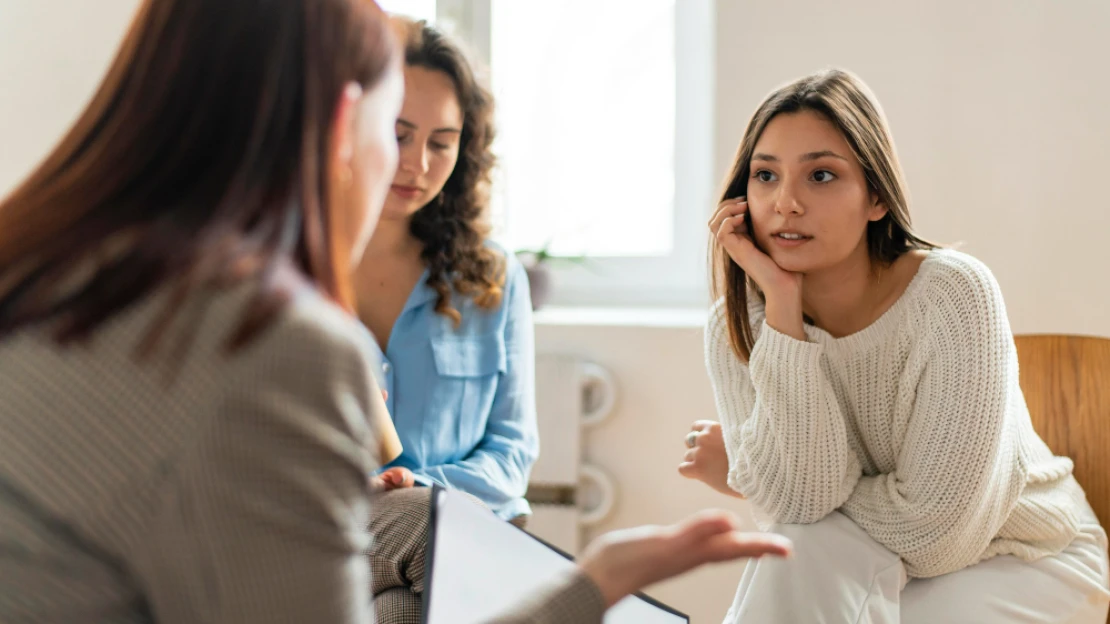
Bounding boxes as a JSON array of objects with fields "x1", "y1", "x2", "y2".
[
  {"x1": 397, "y1": 141, "x2": 429, "y2": 176},
  {"x1": 773, "y1": 178, "x2": 805, "y2": 216}
]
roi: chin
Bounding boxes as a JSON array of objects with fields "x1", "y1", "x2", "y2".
[
  {"x1": 380, "y1": 203, "x2": 419, "y2": 221},
  {"x1": 766, "y1": 248, "x2": 820, "y2": 274}
]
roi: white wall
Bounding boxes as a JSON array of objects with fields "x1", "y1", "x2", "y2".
[
  {"x1": 534, "y1": 321, "x2": 745, "y2": 624},
  {"x1": 0, "y1": 0, "x2": 141, "y2": 195},
  {"x1": 714, "y1": 0, "x2": 1110, "y2": 337}
]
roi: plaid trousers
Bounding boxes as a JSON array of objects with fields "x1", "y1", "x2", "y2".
[{"x1": 368, "y1": 488, "x2": 605, "y2": 624}]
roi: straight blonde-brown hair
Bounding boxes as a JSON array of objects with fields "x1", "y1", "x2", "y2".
[{"x1": 712, "y1": 69, "x2": 936, "y2": 361}]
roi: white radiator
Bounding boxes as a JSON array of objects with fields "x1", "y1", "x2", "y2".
[{"x1": 526, "y1": 355, "x2": 618, "y2": 555}]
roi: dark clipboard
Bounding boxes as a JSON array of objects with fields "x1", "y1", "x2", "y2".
[{"x1": 420, "y1": 484, "x2": 689, "y2": 623}]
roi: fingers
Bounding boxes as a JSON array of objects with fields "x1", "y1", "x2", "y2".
[
  {"x1": 674, "y1": 510, "x2": 739, "y2": 541},
  {"x1": 702, "y1": 531, "x2": 794, "y2": 562},
  {"x1": 709, "y1": 197, "x2": 747, "y2": 235},
  {"x1": 716, "y1": 221, "x2": 761, "y2": 268},
  {"x1": 713, "y1": 212, "x2": 747, "y2": 244},
  {"x1": 669, "y1": 512, "x2": 793, "y2": 563},
  {"x1": 677, "y1": 461, "x2": 696, "y2": 479},
  {"x1": 689, "y1": 420, "x2": 717, "y2": 432},
  {"x1": 378, "y1": 467, "x2": 414, "y2": 490}
]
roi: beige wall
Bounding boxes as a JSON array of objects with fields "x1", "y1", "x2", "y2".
[
  {"x1": 0, "y1": 0, "x2": 140, "y2": 196},
  {"x1": 534, "y1": 321, "x2": 745, "y2": 624},
  {"x1": 715, "y1": 0, "x2": 1110, "y2": 338}
]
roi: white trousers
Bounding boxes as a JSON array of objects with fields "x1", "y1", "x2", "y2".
[{"x1": 726, "y1": 507, "x2": 1110, "y2": 623}]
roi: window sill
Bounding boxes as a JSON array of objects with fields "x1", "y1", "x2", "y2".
[{"x1": 532, "y1": 306, "x2": 708, "y2": 329}]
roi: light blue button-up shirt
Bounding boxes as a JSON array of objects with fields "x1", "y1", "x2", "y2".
[{"x1": 372, "y1": 247, "x2": 538, "y2": 519}]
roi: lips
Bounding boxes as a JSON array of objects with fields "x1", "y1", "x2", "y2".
[
  {"x1": 390, "y1": 185, "x2": 423, "y2": 200},
  {"x1": 769, "y1": 230, "x2": 813, "y2": 248}
]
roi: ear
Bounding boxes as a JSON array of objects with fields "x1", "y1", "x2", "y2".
[
  {"x1": 329, "y1": 82, "x2": 363, "y2": 179},
  {"x1": 867, "y1": 191, "x2": 889, "y2": 222}
]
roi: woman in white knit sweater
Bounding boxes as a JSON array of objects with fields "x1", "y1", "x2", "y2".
[{"x1": 680, "y1": 68, "x2": 1110, "y2": 622}]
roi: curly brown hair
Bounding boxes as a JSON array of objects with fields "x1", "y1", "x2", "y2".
[{"x1": 393, "y1": 17, "x2": 504, "y2": 326}]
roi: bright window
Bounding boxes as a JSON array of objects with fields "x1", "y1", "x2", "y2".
[
  {"x1": 489, "y1": 1, "x2": 676, "y2": 258},
  {"x1": 383, "y1": 0, "x2": 714, "y2": 306},
  {"x1": 377, "y1": 0, "x2": 437, "y2": 23}
]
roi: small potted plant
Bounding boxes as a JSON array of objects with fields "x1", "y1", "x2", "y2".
[{"x1": 514, "y1": 243, "x2": 591, "y2": 311}]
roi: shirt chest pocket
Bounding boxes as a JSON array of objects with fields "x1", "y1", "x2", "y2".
[{"x1": 429, "y1": 333, "x2": 506, "y2": 455}]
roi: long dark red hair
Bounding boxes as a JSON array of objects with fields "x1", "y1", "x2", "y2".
[{"x1": 0, "y1": 0, "x2": 396, "y2": 352}]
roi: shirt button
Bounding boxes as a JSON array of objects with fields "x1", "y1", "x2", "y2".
[{"x1": 382, "y1": 362, "x2": 392, "y2": 374}]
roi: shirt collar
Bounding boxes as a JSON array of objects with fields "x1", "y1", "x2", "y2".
[{"x1": 401, "y1": 267, "x2": 437, "y2": 314}]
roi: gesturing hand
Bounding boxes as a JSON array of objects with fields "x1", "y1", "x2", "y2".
[{"x1": 578, "y1": 510, "x2": 792, "y2": 608}]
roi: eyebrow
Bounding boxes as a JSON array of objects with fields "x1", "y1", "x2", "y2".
[
  {"x1": 751, "y1": 150, "x2": 849, "y2": 163},
  {"x1": 397, "y1": 118, "x2": 462, "y2": 134}
]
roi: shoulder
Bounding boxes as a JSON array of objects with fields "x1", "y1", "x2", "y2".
[
  {"x1": 911, "y1": 249, "x2": 1006, "y2": 315},
  {"x1": 442, "y1": 240, "x2": 531, "y2": 335},
  {"x1": 229, "y1": 281, "x2": 378, "y2": 392},
  {"x1": 479, "y1": 239, "x2": 529, "y2": 309},
  {"x1": 908, "y1": 249, "x2": 1011, "y2": 345},
  {"x1": 918, "y1": 249, "x2": 1001, "y2": 295},
  {"x1": 483, "y1": 239, "x2": 526, "y2": 284}
]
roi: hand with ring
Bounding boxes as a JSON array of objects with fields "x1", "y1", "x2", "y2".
[{"x1": 678, "y1": 421, "x2": 744, "y2": 499}]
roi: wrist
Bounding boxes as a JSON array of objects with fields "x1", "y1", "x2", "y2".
[
  {"x1": 579, "y1": 561, "x2": 630, "y2": 608},
  {"x1": 763, "y1": 291, "x2": 806, "y2": 341}
]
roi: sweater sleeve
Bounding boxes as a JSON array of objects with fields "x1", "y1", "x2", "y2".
[
  {"x1": 704, "y1": 300, "x2": 861, "y2": 524},
  {"x1": 839, "y1": 257, "x2": 1026, "y2": 578}
]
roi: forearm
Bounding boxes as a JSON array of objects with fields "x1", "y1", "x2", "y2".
[
  {"x1": 415, "y1": 447, "x2": 530, "y2": 509},
  {"x1": 486, "y1": 572, "x2": 605, "y2": 624},
  {"x1": 763, "y1": 288, "x2": 806, "y2": 342},
  {"x1": 727, "y1": 323, "x2": 860, "y2": 523}
]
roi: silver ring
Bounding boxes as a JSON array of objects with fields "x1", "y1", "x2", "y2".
[{"x1": 685, "y1": 431, "x2": 698, "y2": 449}]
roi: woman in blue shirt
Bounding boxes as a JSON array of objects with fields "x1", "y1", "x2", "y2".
[{"x1": 354, "y1": 16, "x2": 538, "y2": 522}]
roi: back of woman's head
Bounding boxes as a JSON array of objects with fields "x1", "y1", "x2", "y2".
[
  {"x1": 0, "y1": 0, "x2": 395, "y2": 349},
  {"x1": 713, "y1": 69, "x2": 935, "y2": 361},
  {"x1": 392, "y1": 17, "x2": 503, "y2": 326}
]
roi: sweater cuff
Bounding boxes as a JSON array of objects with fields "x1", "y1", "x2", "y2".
[{"x1": 749, "y1": 320, "x2": 822, "y2": 382}]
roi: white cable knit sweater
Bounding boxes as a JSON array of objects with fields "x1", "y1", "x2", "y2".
[{"x1": 705, "y1": 249, "x2": 1090, "y2": 578}]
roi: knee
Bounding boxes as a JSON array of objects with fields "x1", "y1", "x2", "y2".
[
  {"x1": 768, "y1": 511, "x2": 901, "y2": 569},
  {"x1": 371, "y1": 487, "x2": 433, "y2": 534},
  {"x1": 767, "y1": 510, "x2": 862, "y2": 541}
]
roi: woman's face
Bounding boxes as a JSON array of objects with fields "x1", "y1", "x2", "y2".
[
  {"x1": 338, "y1": 60, "x2": 405, "y2": 265},
  {"x1": 746, "y1": 110, "x2": 887, "y2": 274},
  {"x1": 382, "y1": 65, "x2": 463, "y2": 221}
]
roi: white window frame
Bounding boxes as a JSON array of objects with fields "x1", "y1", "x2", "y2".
[{"x1": 436, "y1": 0, "x2": 716, "y2": 308}]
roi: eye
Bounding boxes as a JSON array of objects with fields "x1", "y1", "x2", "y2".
[
  {"x1": 396, "y1": 132, "x2": 411, "y2": 145},
  {"x1": 429, "y1": 141, "x2": 452, "y2": 152},
  {"x1": 752, "y1": 170, "x2": 777, "y2": 183},
  {"x1": 811, "y1": 169, "x2": 837, "y2": 183}
]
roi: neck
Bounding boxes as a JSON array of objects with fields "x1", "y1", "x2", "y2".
[
  {"x1": 364, "y1": 217, "x2": 423, "y2": 262},
  {"x1": 800, "y1": 244, "x2": 882, "y2": 334}
]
